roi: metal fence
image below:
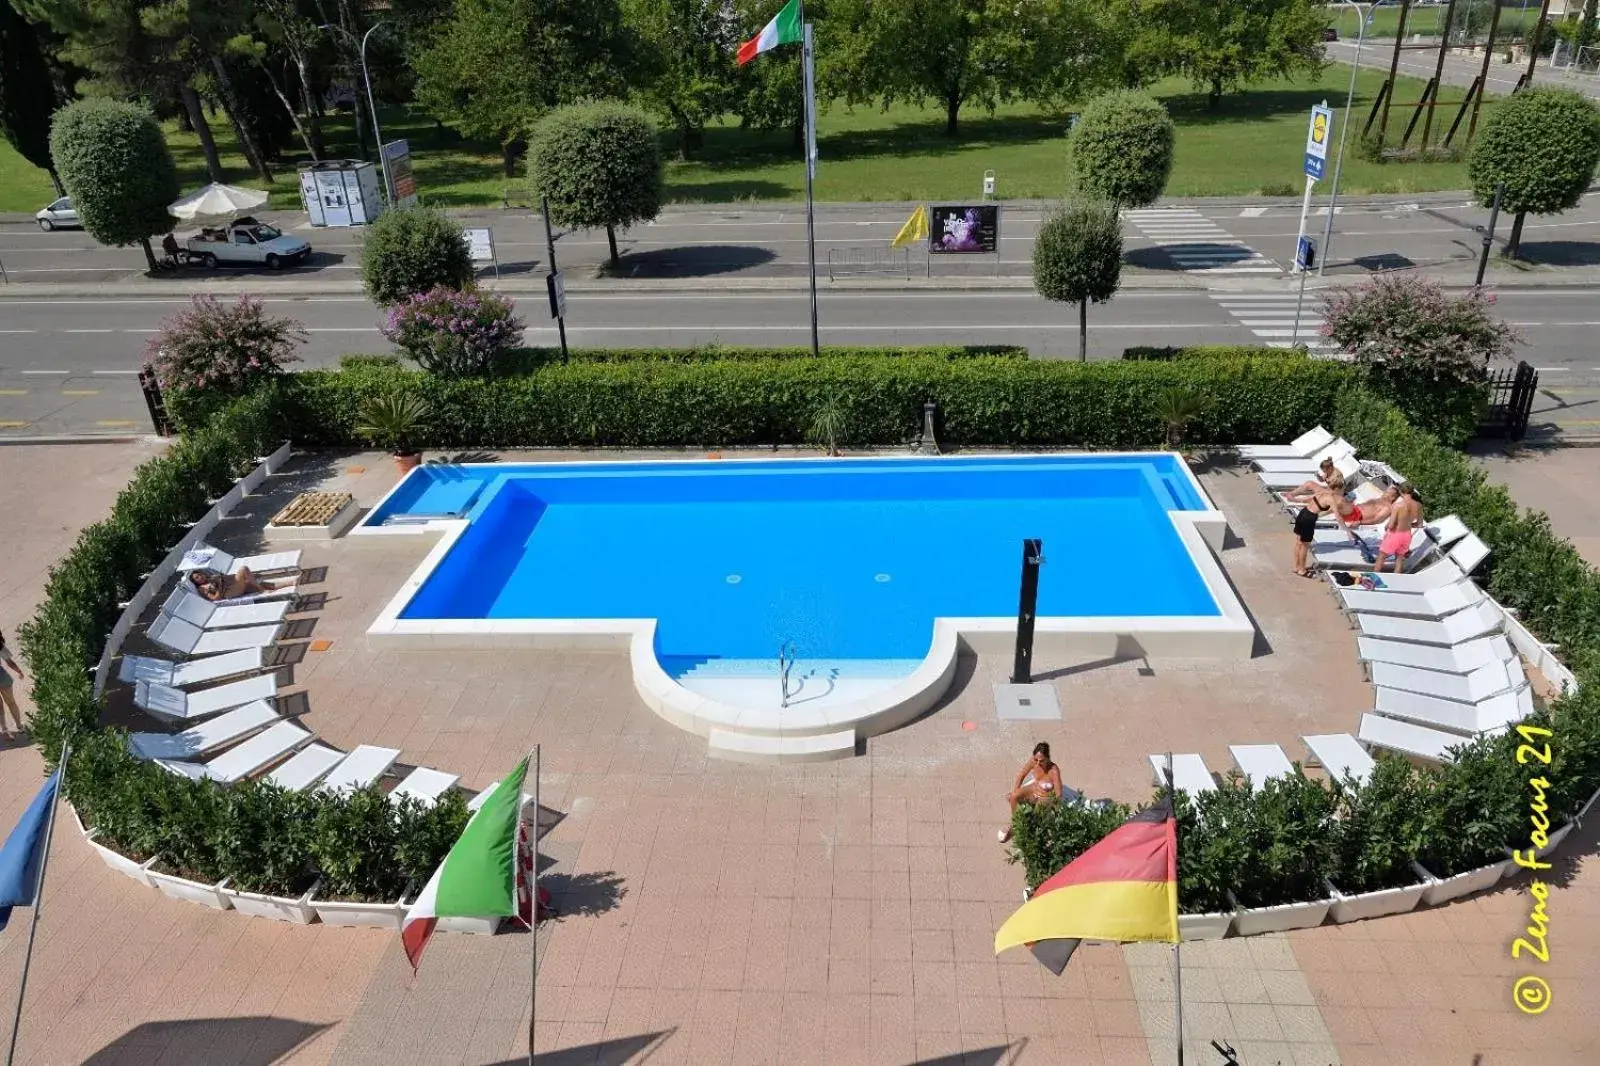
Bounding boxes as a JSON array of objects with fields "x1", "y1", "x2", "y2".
[
  {"x1": 827, "y1": 245, "x2": 913, "y2": 280},
  {"x1": 1479, "y1": 360, "x2": 1538, "y2": 441}
]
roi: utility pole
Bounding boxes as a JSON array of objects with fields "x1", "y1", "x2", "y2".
[{"x1": 1476, "y1": 183, "x2": 1505, "y2": 288}]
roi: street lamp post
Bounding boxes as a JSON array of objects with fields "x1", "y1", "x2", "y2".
[
  {"x1": 320, "y1": 20, "x2": 392, "y2": 204},
  {"x1": 1319, "y1": 1, "x2": 1374, "y2": 276}
]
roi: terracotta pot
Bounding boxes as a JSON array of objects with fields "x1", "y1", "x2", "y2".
[{"x1": 393, "y1": 452, "x2": 422, "y2": 475}]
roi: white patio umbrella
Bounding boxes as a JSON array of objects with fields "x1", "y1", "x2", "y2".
[{"x1": 167, "y1": 182, "x2": 270, "y2": 225}]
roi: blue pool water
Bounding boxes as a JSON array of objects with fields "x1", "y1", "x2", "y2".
[{"x1": 384, "y1": 457, "x2": 1219, "y2": 669}]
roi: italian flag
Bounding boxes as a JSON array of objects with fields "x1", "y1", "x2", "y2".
[
  {"x1": 737, "y1": 0, "x2": 802, "y2": 66},
  {"x1": 401, "y1": 757, "x2": 529, "y2": 972}
]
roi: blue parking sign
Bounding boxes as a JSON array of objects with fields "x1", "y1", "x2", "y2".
[{"x1": 1304, "y1": 152, "x2": 1325, "y2": 181}]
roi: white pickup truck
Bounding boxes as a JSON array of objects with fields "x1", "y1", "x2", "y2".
[{"x1": 184, "y1": 217, "x2": 311, "y2": 270}]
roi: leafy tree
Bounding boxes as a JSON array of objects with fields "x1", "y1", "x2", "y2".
[
  {"x1": 1158, "y1": 0, "x2": 1326, "y2": 110},
  {"x1": 530, "y1": 102, "x2": 663, "y2": 265},
  {"x1": 625, "y1": 0, "x2": 738, "y2": 159},
  {"x1": 49, "y1": 99, "x2": 179, "y2": 271},
  {"x1": 1031, "y1": 199, "x2": 1123, "y2": 361},
  {"x1": 0, "y1": 0, "x2": 67, "y2": 193},
  {"x1": 1322, "y1": 273, "x2": 1516, "y2": 415},
  {"x1": 1468, "y1": 87, "x2": 1600, "y2": 258},
  {"x1": 413, "y1": 0, "x2": 638, "y2": 175},
  {"x1": 843, "y1": 0, "x2": 1042, "y2": 136},
  {"x1": 1070, "y1": 90, "x2": 1174, "y2": 208},
  {"x1": 360, "y1": 204, "x2": 474, "y2": 306}
]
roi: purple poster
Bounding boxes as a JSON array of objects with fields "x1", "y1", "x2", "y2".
[{"x1": 929, "y1": 205, "x2": 1000, "y2": 254}]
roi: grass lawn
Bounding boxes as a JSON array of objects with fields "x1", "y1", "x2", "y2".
[{"x1": 0, "y1": 63, "x2": 1496, "y2": 215}]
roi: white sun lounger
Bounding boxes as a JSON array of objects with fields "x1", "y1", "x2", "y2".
[
  {"x1": 1370, "y1": 659, "x2": 1524, "y2": 705},
  {"x1": 162, "y1": 586, "x2": 290, "y2": 630},
  {"x1": 1312, "y1": 528, "x2": 1435, "y2": 573},
  {"x1": 1239, "y1": 426, "x2": 1334, "y2": 461},
  {"x1": 1373, "y1": 684, "x2": 1532, "y2": 736},
  {"x1": 319, "y1": 745, "x2": 402, "y2": 794},
  {"x1": 118, "y1": 648, "x2": 265, "y2": 687},
  {"x1": 1423, "y1": 515, "x2": 1471, "y2": 551},
  {"x1": 1337, "y1": 579, "x2": 1486, "y2": 619},
  {"x1": 179, "y1": 542, "x2": 303, "y2": 576},
  {"x1": 1251, "y1": 439, "x2": 1355, "y2": 473},
  {"x1": 1326, "y1": 557, "x2": 1465, "y2": 594},
  {"x1": 266, "y1": 742, "x2": 346, "y2": 791},
  {"x1": 1357, "y1": 713, "x2": 1470, "y2": 763},
  {"x1": 390, "y1": 767, "x2": 460, "y2": 807},
  {"x1": 156, "y1": 720, "x2": 313, "y2": 784},
  {"x1": 128, "y1": 700, "x2": 280, "y2": 760},
  {"x1": 1354, "y1": 600, "x2": 1502, "y2": 646},
  {"x1": 134, "y1": 673, "x2": 278, "y2": 722},
  {"x1": 1302, "y1": 733, "x2": 1376, "y2": 786},
  {"x1": 467, "y1": 788, "x2": 533, "y2": 813},
  {"x1": 1356, "y1": 634, "x2": 1515, "y2": 674},
  {"x1": 1149, "y1": 753, "x2": 1215, "y2": 796},
  {"x1": 1228, "y1": 744, "x2": 1296, "y2": 787},
  {"x1": 147, "y1": 614, "x2": 283, "y2": 657}
]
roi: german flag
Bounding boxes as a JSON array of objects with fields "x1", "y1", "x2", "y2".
[{"x1": 994, "y1": 798, "x2": 1178, "y2": 974}]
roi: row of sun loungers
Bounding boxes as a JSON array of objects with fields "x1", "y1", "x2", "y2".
[
  {"x1": 1149, "y1": 431, "x2": 1543, "y2": 793},
  {"x1": 123, "y1": 543, "x2": 464, "y2": 809}
]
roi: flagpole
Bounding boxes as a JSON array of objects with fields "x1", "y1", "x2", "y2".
[
  {"x1": 6, "y1": 743, "x2": 67, "y2": 1066},
  {"x1": 800, "y1": 8, "x2": 820, "y2": 358},
  {"x1": 1165, "y1": 752, "x2": 1183, "y2": 1066},
  {"x1": 527, "y1": 743, "x2": 540, "y2": 1066}
]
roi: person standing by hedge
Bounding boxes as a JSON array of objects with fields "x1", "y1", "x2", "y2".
[{"x1": 0, "y1": 631, "x2": 26, "y2": 738}]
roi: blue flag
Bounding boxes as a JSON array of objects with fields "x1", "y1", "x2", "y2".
[{"x1": 0, "y1": 770, "x2": 62, "y2": 932}]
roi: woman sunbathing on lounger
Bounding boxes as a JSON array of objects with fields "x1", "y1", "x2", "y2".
[
  {"x1": 1282, "y1": 458, "x2": 1344, "y2": 503},
  {"x1": 188, "y1": 567, "x2": 287, "y2": 601},
  {"x1": 999, "y1": 742, "x2": 1068, "y2": 843}
]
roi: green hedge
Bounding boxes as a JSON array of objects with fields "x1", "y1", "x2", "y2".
[
  {"x1": 269, "y1": 356, "x2": 1357, "y2": 451},
  {"x1": 1011, "y1": 391, "x2": 1600, "y2": 911},
  {"x1": 18, "y1": 392, "x2": 469, "y2": 901}
]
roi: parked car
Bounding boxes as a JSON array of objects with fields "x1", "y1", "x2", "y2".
[
  {"x1": 35, "y1": 197, "x2": 78, "y2": 231},
  {"x1": 1322, "y1": 27, "x2": 1339, "y2": 42},
  {"x1": 183, "y1": 217, "x2": 311, "y2": 270}
]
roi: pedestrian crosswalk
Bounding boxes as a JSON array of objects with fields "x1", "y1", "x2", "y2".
[
  {"x1": 1125, "y1": 208, "x2": 1281, "y2": 274},
  {"x1": 1212, "y1": 293, "x2": 1341, "y2": 353}
]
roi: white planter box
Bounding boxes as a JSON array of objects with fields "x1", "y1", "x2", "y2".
[
  {"x1": 85, "y1": 833, "x2": 158, "y2": 890},
  {"x1": 1536, "y1": 821, "x2": 1574, "y2": 860},
  {"x1": 1325, "y1": 875, "x2": 1431, "y2": 924},
  {"x1": 148, "y1": 866, "x2": 233, "y2": 911},
  {"x1": 1227, "y1": 891, "x2": 1331, "y2": 935},
  {"x1": 220, "y1": 879, "x2": 320, "y2": 924},
  {"x1": 312, "y1": 890, "x2": 411, "y2": 930},
  {"x1": 435, "y1": 915, "x2": 503, "y2": 936},
  {"x1": 1414, "y1": 859, "x2": 1509, "y2": 906},
  {"x1": 1178, "y1": 911, "x2": 1233, "y2": 940}
]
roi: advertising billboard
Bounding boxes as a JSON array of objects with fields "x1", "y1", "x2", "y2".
[{"x1": 928, "y1": 205, "x2": 1000, "y2": 254}]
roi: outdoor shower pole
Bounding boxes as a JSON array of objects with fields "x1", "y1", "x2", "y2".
[{"x1": 1011, "y1": 539, "x2": 1043, "y2": 684}]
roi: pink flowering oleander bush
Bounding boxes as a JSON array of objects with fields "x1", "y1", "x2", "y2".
[
  {"x1": 142, "y1": 296, "x2": 306, "y2": 424},
  {"x1": 1321, "y1": 273, "x2": 1518, "y2": 381},
  {"x1": 381, "y1": 285, "x2": 525, "y2": 377}
]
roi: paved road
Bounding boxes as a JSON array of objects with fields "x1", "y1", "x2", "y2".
[
  {"x1": 1327, "y1": 37, "x2": 1600, "y2": 102},
  {"x1": 2, "y1": 287, "x2": 1595, "y2": 439},
  {"x1": 5, "y1": 192, "x2": 1598, "y2": 286}
]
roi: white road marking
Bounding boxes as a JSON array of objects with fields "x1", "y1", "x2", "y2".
[
  {"x1": 20, "y1": 370, "x2": 68, "y2": 375},
  {"x1": 1239, "y1": 207, "x2": 1270, "y2": 217},
  {"x1": 1125, "y1": 208, "x2": 1281, "y2": 275}
]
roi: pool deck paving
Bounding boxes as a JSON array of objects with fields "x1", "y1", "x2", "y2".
[{"x1": 0, "y1": 443, "x2": 1593, "y2": 1065}]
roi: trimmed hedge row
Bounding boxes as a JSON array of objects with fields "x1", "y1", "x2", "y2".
[
  {"x1": 18, "y1": 393, "x2": 469, "y2": 901},
  {"x1": 271, "y1": 356, "x2": 1358, "y2": 451},
  {"x1": 1013, "y1": 391, "x2": 1600, "y2": 913}
]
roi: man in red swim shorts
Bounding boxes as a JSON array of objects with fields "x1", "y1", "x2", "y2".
[{"x1": 1376, "y1": 484, "x2": 1422, "y2": 572}]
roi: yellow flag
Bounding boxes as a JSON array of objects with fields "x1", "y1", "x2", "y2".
[{"x1": 891, "y1": 204, "x2": 928, "y2": 248}]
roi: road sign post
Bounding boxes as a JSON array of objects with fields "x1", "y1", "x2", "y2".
[
  {"x1": 1295, "y1": 102, "x2": 1333, "y2": 276},
  {"x1": 1292, "y1": 237, "x2": 1317, "y2": 351}
]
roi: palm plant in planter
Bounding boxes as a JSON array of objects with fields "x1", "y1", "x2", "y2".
[
  {"x1": 1152, "y1": 387, "x2": 1207, "y2": 455},
  {"x1": 355, "y1": 392, "x2": 432, "y2": 474},
  {"x1": 807, "y1": 395, "x2": 849, "y2": 457}
]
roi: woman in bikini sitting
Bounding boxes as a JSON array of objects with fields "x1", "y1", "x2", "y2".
[
  {"x1": 188, "y1": 567, "x2": 288, "y2": 602},
  {"x1": 999, "y1": 742, "x2": 1069, "y2": 843},
  {"x1": 1283, "y1": 458, "x2": 1344, "y2": 503}
]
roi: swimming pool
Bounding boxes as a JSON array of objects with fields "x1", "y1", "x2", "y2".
[{"x1": 363, "y1": 455, "x2": 1253, "y2": 760}]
